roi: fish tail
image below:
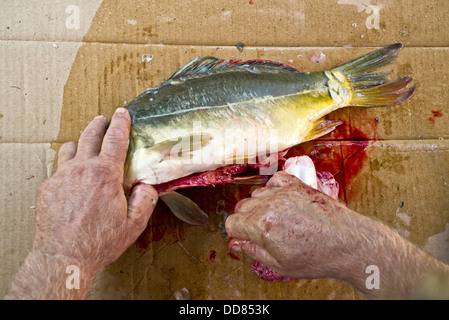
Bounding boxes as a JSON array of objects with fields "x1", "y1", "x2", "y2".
[
  {"x1": 349, "y1": 76, "x2": 417, "y2": 107},
  {"x1": 332, "y1": 43, "x2": 417, "y2": 107}
]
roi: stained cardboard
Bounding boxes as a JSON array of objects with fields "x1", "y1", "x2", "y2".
[
  {"x1": 1, "y1": 0, "x2": 449, "y2": 300},
  {"x1": 2, "y1": 1, "x2": 448, "y2": 47}
]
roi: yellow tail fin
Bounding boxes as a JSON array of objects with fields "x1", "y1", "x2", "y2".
[{"x1": 332, "y1": 43, "x2": 417, "y2": 107}]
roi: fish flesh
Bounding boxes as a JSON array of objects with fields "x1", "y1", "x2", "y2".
[
  {"x1": 283, "y1": 156, "x2": 340, "y2": 200},
  {"x1": 124, "y1": 43, "x2": 416, "y2": 225}
]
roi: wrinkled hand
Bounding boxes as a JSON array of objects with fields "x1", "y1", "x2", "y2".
[
  {"x1": 225, "y1": 171, "x2": 364, "y2": 280},
  {"x1": 34, "y1": 108, "x2": 158, "y2": 273}
]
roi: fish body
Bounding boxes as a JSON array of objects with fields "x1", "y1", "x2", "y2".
[
  {"x1": 124, "y1": 43, "x2": 416, "y2": 224},
  {"x1": 126, "y1": 63, "x2": 339, "y2": 185}
]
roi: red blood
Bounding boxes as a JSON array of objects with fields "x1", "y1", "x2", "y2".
[
  {"x1": 227, "y1": 252, "x2": 241, "y2": 260},
  {"x1": 341, "y1": 140, "x2": 370, "y2": 203},
  {"x1": 209, "y1": 250, "x2": 217, "y2": 262},
  {"x1": 286, "y1": 124, "x2": 374, "y2": 203},
  {"x1": 135, "y1": 199, "x2": 185, "y2": 249},
  {"x1": 432, "y1": 110, "x2": 443, "y2": 117},
  {"x1": 429, "y1": 110, "x2": 442, "y2": 124},
  {"x1": 135, "y1": 206, "x2": 169, "y2": 249},
  {"x1": 251, "y1": 261, "x2": 291, "y2": 282},
  {"x1": 328, "y1": 114, "x2": 379, "y2": 141},
  {"x1": 135, "y1": 228, "x2": 152, "y2": 250},
  {"x1": 153, "y1": 164, "x2": 250, "y2": 193}
]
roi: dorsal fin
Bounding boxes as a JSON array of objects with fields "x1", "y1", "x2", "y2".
[{"x1": 167, "y1": 56, "x2": 300, "y2": 82}]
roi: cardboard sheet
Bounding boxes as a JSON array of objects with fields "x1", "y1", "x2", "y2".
[{"x1": 1, "y1": 0, "x2": 448, "y2": 299}]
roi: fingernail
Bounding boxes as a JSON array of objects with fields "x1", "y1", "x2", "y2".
[
  {"x1": 115, "y1": 107, "x2": 127, "y2": 114},
  {"x1": 94, "y1": 115, "x2": 106, "y2": 121},
  {"x1": 230, "y1": 245, "x2": 242, "y2": 252}
]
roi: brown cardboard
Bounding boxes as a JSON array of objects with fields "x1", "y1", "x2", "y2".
[
  {"x1": 3, "y1": 0, "x2": 447, "y2": 47},
  {"x1": 1, "y1": 0, "x2": 449, "y2": 300}
]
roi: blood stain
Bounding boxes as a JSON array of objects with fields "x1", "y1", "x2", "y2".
[
  {"x1": 209, "y1": 250, "x2": 217, "y2": 262},
  {"x1": 287, "y1": 121, "x2": 375, "y2": 203},
  {"x1": 429, "y1": 110, "x2": 443, "y2": 124},
  {"x1": 228, "y1": 252, "x2": 241, "y2": 260},
  {"x1": 136, "y1": 200, "x2": 183, "y2": 249},
  {"x1": 432, "y1": 110, "x2": 443, "y2": 117}
]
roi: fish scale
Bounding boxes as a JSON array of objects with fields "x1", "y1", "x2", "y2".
[{"x1": 129, "y1": 70, "x2": 319, "y2": 121}]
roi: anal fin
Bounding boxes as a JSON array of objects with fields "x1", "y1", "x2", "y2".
[
  {"x1": 160, "y1": 191, "x2": 209, "y2": 225},
  {"x1": 303, "y1": 119, "x2": 344, "y2": 142}
]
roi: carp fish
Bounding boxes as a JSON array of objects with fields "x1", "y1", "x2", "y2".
[{"x1": 124, "y1": 43, "x2": 416, "y2": 225}]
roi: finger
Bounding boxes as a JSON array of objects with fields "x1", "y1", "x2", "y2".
[
  {"x1": 101, "y1": 108, "x2": 131, "y2": 164},
  {"x1": 234, "y1": 197, "x2": 258, "y2": 213},
  {"x1": 57, "y1": 141, "x2": 77, "y2": 166},
  {"x1": 250, "y1": 172, "x2": 308, "y2": 198},
  {"x1": 266, "y1": 171, "x2": 304, "y2": 188},
  {"x1": 225, "y1": 211, "x2": 261, "y2": 242},
  {"x1": 127, "y1": 183, "x2": 159, "y2": 230},
  {"x1": 316, "y1": 172, "x2": 340, "y2": 200},
  {"x1": 250, "y1": 186, "x2": 279, "y2": 198},
  {"x1": 229, "y1": 239, "x2": 275, "y2": 266},
  {"x1": 76, "y1": 115, "x2": 107, "y2": 157}
]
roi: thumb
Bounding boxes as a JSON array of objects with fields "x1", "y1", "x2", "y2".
[{"x1": 127, "y1": 183, "x2": 159, "y2": 229}]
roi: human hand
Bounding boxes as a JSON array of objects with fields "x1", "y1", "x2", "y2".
[
  {"x1": 225, "y1": 171, "x2": 366, "y2": 280},
  {"x1": 33, "y1": 108, "x2": 158, "y2": 274},
  {"x1": 225, "y1": 171, "x2": 449, "y2": 299}
]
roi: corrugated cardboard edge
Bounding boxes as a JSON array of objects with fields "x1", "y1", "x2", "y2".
[{"x1": 2, "y1": 0, "x2": 449, "y2": 300}]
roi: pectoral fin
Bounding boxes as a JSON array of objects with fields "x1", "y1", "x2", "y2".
[
  {"x1": 159, "y1": 191, "x2": 209, "y2": 225},
  {"x1": 150, "y1": 133, "x2": 212, "y2": 159}
]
